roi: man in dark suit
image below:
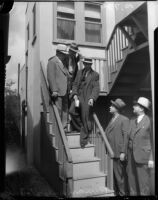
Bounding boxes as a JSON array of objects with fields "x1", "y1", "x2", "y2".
[
  {"x1": 127, "y1": 97, "x2": 154, "y2": 195},
  {"x1": 69, "y1": 57, "x2": 100, "y2": 148},
  {"x1": 105, "y1": 98, "x2": 129, "y2": 196},
  {"x1": 47, "y1": 44, "x2": 70, "y2": 130}
]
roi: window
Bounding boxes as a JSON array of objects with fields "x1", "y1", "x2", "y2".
[
  {"x1": 54, "y1": 2, "x2": 104, "y2": 46},
  {"x1": 85, "y1": 3, "x2": 102, "y2": 43},
  {"x1": 57, "y1": 2, "x2": 75, "y2": 40}
]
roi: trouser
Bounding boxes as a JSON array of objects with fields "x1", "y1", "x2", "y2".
[
  {"x1": 113, "y1": 158, "x2": 127, "y2": 196},
  {"x1": 127, "y1": 149, "x2": 150, "y2": 195},
  {"x1": 69, "y1": 100, "x2": 92, "y2": 147},
  {"x1": 54, "y1": 95, "x2": 68, "y2": 129}
]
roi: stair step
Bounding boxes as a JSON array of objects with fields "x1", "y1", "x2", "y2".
[
  {"x1": 72, "y1": 156, "x2": 100, "y2": 163},
  {"x1": 73, "y1": 186, "x2": 114, "y2": 197},
  {"x1": 72, "y1": 157, "x2": 101, "y2": 178},
  {"x1": 67, "y1": 134, "x2": 80, "y2": 147},
  {"x1": 70, "y1": 144, "x2": 95, "y2": 160},
  {"x1": 73, "y1": 172, "x2": 106, "y2": 191}
]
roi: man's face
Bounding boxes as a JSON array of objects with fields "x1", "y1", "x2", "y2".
[
  {"x1": 84, "y1": 63, "x2": 91, "y2": 69},
  {"x1": 109, "y1": 105, "x2": 117, "y2": 114},
  {"x1": 69, "y1": 49, "x2": 76, "y2": 56},
  {"x1": 133, "y1": 104, "x2": 143, "y2": 114}
]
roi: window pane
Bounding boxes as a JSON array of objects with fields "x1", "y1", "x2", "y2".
[
  {"x1": 85, "y1": 22, "x2": 101, "y2": 43},
  {"x1": 85, "y1": 3, "x2": 101, "y2": 19},
  {"x1": 57, "y1": 18, "x2": 75, "y2": 40},
  {"x1": 57, "y1": 2, "x2": 74, "y2": 14}
]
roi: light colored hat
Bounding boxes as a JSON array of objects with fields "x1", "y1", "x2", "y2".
[
  {"x1": 134, "y1": 97, "x2": 151, "y2": 110},
  {"x1": 81, "y1": 57, "x2": 93, "y2": 64},
  {"x1": 56, "y1": 44, "x2": 68, "y2": 54},
  {"x1": 69, "y1": 43, "x2": 79, "y2": 53},
  {"x1": 111, "y1": 98, "x2": 126, "y2": 110}
]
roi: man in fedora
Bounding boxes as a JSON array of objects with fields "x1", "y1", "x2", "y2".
[
  {"x1": 69, "y1": 57, "x2": 100, "y2": 148},
  {"x1": 127, "y1": 97, "x2": 154, "y2": 195},
  {"x1": 105, "y1": 98, "x2": 129, "y2": 196},
  {"x1": 68, "y1": 43, "x2": 81, "y2": 93},
  {"x1": 47, "y1": 44, "x2": 70, "y2": 130}
]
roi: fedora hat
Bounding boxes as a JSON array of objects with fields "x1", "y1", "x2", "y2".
[
  {"x1": 134, "y1": 97, "x2": 151, "y2": 110},
  {"x1": 69, "y1": 43, "x2": 79, "y2": 53},
  {"x1": 111, "y1": 98, "x2": 126, "y2": 110},
  {"x1": 56, "y1": 44, "x2": 68, "y2": 54},
  {"x1": 81, "y1": 57, "x2": 93, "y2": 64}
]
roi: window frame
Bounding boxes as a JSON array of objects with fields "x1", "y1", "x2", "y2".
[
  {"x1": 84, "y1": 2, "x2": 102, "y2": 44},
  {"x1": 53, "y1": 2, "x2": 105, "y2": 47}
]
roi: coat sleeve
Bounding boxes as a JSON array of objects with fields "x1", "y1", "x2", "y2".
[
  {"x1": 70, "y1": 70, "x2": 80, "y2": 99},
  {"x1": 89, "y1": 73, "x2": 100, "y2": 101},
  {"x1": 47, "y1": 60, "x2": 58, "y2": 94},
  {"x1": 120, "y1": 117, "x2": 130, "y2": 154}
]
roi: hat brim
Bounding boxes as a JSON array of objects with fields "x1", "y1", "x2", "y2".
[
  {"x1": 133, "y1": 101, "x2": 150, "y2": 110},
  {"x1": 69, "y1": 47, "x2": 79, "y2": 53},
  {"x1": 111, "y1": 100, "x2": 119, "y2": 109},
  {"x1": 58, "y1": 50, "x2": 68, "y2": 54}
]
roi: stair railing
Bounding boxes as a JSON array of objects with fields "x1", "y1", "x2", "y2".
[
  {"x1": 106, "y1": 24, "x2": 134, "y2": 92},
  {"x1": 90, "y1": 113, "x2": 114, "y2": 190},
  {"x1": 40, "y1": 61, "x2": 73, "y2": 197}
]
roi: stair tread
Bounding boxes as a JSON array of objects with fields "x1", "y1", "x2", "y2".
[
  {"x1": 73, "y1": 186, "x2": 114, "y2": 197},
  {"x1": 73, "y1": 171, "x2": 106, "y2": 180},
  {"x1": 72, "y1": 156, "x2": 100, "y2": 163},
  {"x1": 69, "y1": 143, "x2": 95, "y2": 149},
  {"x1": 66, "y1": 132, "x2": 80, "y2": 136}
]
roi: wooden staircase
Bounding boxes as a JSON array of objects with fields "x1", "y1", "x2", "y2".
[
  {"x1": 40, "y1": 62, "x2": 114, "y2": 197},
  {"x1": 106, "y1": 2, "x2": 151, "y2": 97},
  {"x1": 66, "y1": 132, "x2": 114, "y2": 197}
]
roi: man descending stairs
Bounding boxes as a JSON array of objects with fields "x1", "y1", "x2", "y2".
[{"x1": 65, "y1": 131, "x2": 114, "y2": 197}]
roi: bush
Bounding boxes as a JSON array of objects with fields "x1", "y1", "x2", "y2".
[{"x1": 5, "y1": 80, "x2": 20, "y2": 146}]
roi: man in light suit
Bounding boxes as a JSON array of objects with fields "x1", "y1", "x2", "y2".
[
  {"x1": 105, "y1": 98, "x2": 129, "y2": 196},
  {"x1": 127, "y1": 97, "x2": 154, "y2": 195},
  {"x1": 47, "y1": 44, "x2": 70, "y2": 130}
]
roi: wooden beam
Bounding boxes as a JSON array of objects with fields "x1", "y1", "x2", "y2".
[
  {"x1": 131, "y1": 15, "x2": 148, "y2": 39},
  {"x1": 118, "y1": 25, "x2": 136, "y2": 49}
]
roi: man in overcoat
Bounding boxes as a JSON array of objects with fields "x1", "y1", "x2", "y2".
[
  {"x1": 127, "y1": 97, "x2": 154, "y2": 195},
  {"x1": 69, "y1": 57, "x2": 100, "y2": 148},
  {"x1": 47, "y1": 44, "x2": 70, "y2": 130},
  {"x1": 105, "y1": 98, "x2": 129, "y2": 196}
]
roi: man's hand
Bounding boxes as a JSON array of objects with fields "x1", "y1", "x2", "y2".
[
  {"x1": 120, "y1": 153, "x2": 126, "y2": 161},
  {"x1": 73, "y1": 95, "x2": 78, "y2": 101},
  {"x1": 148, "y1": 160, "x2": 154, "y2": 168},
  {"x1": 88, "y1": 99, "x2": 94, "y2": 106},
  {"x1": 52, "y1": 92, "x2": 58, "y2": 98}
]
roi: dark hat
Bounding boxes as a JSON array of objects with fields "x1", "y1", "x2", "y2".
[
  {"x1": 69, "y1": 43, "x2": 79, "y2": 53},
  {"x1": 111, "y1": 98, "x2": 126, "y2": 110},
  {"x1": 133, "y1": 97, "x2": 150, "y2": 110},
  {"x1": 81, "y1": 57, "x2": 93, "y2": 64}
]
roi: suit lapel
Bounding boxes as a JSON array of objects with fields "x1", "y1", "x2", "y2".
[
  {"x1": 133, "y1": 115, "x2": 147, "y2": 136},
  {"x1": 106, "y1": 115, "x2": 120, "y2": 134}
]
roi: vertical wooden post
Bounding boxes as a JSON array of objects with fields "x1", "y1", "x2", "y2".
[{"x1": 17, "y1": 63, "x2": 20, "y2": 96}]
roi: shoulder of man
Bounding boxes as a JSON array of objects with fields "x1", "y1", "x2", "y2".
[{"x1": 48, "y1": 56, "x2": 56, "y2": 62}]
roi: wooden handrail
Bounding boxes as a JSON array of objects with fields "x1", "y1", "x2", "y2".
[
  {"x1": 106, "y1": 25, "x2": 118, "y2": 49},
  {"x1": 93, "y1": 113, "x2": 114, "y2": 158},
  {"x1": 40, "y1": 61, "x2": 72, "y2": 163}
]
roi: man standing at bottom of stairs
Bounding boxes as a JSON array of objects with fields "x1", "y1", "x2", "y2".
[{"x1": 105, "y1": 98, "x2": 129, "y2": 196}]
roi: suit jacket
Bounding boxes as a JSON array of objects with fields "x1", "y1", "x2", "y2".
[
  {"x1": 47, "y1": 56, "x2": 68, "y2": 96},
  {"x1": 70, "y1": 68, "x2": 100, "y2": 102},
  {"x1": 128, "y1": 115, "x2": 153, "y2": 164},
  {"x1": 105, "y1": 114, "x2": 129, "y2": 158},
  {"x1": 69, "y1": 68, "x2": 100, "y2": 131}
]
